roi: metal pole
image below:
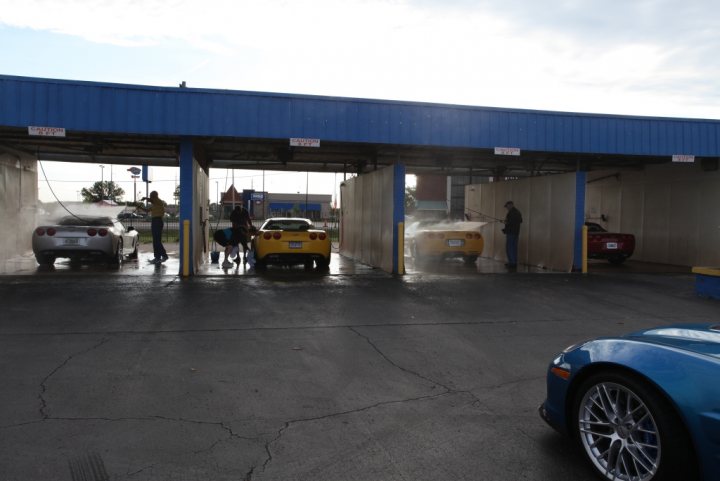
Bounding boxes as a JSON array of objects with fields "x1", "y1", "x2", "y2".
[
  {"x1": 262, "y1": 170, "x2": 265, "y2": 220},
  {"x1": 99, "y1": 164, "x2": 104, "y2": 200},
  {"x1": 305, "y1": 171, "x2": 309, "y2": 219}
]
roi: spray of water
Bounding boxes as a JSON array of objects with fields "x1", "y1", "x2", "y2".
[{"x1": 405, "y1": 219, "x2": 487, "y2": 238}]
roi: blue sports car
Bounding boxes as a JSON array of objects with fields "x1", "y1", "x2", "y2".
[{"x1": 540, "y1": 323, "x2": 720, "y2": 481}]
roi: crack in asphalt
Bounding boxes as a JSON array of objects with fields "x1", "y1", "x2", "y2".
[
  {"x1": 250, "y1": 327, "x2": 493, "y2": 480},
  {"x1": 126, "y1": 463, "x2": 156, "y2": 478},
  {"x1": 348, "y1": 326, "x2": 453, "y2": 391},
  {"x1": 38, "y1": 337, "x2": 111, "y2": 419},
  {"x1": 255, "y1": 391, "x2": 456, "y2": 479},
  {"x1": 0, "y1": 315, "x2": 612, "y2": 338}
]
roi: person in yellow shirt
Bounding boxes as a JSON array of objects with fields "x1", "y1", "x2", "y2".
[{"x1": 141, "y1": 191, "x2": 168, "y2": 264}]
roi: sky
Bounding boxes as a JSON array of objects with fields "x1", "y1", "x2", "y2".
[{"x1": 1, "y1": 0, "x2": 718, "y2": 203}]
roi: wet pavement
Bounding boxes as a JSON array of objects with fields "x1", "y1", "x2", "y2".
[{"x1": 0, "y1": 247, "x2": 715, "y2": 480}]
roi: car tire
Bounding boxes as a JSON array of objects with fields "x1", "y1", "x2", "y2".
[
  {"x1": 35, "y1": 254, "x2": 55, "y2": 266},
  {"x1": 316, "y1": 255, "x2": 330, "y2": 270},
  {"x1": 608, "y1": 256, "x2": 627, "y2": 265},
  {"x1": 463, "y1": 255, "x2": 478, "y2": 265},
  {"x1": 128, "y1": 240, "x2": 138, "y2": 259},
  {"x1": 254, "y1": 258, "x2": 266, "y2": 270},
  {"x1": 411, "y1": 242, "x2": 423, "y2": 261},
  {"x1": 572, "y1": 371, "x2": 698, "y2": 481},
  {"x1": 109, "y1": 239, "x2": 122, "y2": 266}
]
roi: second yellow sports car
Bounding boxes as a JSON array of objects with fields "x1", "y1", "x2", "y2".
[
  {"x1": 409, "y1": 222, "x2": 484, "y2": 264},
  {"x1": 252, "y1": 217, "x2": 331, "y2": 269}
]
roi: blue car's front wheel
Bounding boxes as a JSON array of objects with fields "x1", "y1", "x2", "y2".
[{"x1": 572, "y1": 372, "x2": 697, "y2": 481}]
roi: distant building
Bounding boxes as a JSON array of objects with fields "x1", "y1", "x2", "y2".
[
  {"x1": 220, "y1": 185, "x2": 332, "y2": 220},
  {"x1": 266, "y1": 192, "x2": 332, "y2": 220}
]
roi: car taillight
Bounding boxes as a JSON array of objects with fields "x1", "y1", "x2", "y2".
[
  {"x1": 98, "y1": 229, "x2": 108, "y2": 237},
  {"x1": 474, "y1": 233, "x2": 481, "y2": 239},
  {"x1": 263, "y1": 232, "x2": 272, "y2": 240},
  {"x1": 87, "y1": 228, "x2": 97, "y2": 236},
  {"x1": 309, "y1": 232, "x2": 318, "y2": 240},
  {"x1": 272, "y1": 232, "x2": 281, "y2": 240},
  {"x1": 46, "y1": 228, "x2": 56, "y2": 236},
  {"x1": 466, "y1": 233, "x2": 472, "y2": 239},
  {"x1": 427, "y1": 233, "x2": 436, "y2": 239},
  {"x1": 319, "y1": 233, "x2": 327, "y2": 240},
  {"x1": 35, "y1": 228, "x2": 46, "y2": 236}
]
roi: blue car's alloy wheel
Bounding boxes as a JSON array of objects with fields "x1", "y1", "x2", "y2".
[
  {"x1": 573, "y1": 372, "x2": 698, "y2": 481},
  {"x1": 579, "y1": 382, "x2": 659, "y2": 480}
]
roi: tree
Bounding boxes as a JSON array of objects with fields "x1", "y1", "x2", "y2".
[
  {"x1": 405, "y1": 185, "x2": 417, "y2": 212},
  {"x1": 173, "y1": 184, "x2": 180, "y2": 205},
  {"x1": 81, "y1": 181, "x2": 124, "y2": 203}
]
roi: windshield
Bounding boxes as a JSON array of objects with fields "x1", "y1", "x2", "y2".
[
  {"x1": 585, "y1": 222, "x2": 606, "y2": 233},
  {"x1": 262, "y1": 219, "x2": 312, "y2": 231},
  {"x1": 58, "y1": 216, "x2": 114, "y2": 227}
]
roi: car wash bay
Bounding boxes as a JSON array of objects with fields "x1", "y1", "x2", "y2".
[{"x1": 1, "y1": 74, "x2": 720, "y2": 276}]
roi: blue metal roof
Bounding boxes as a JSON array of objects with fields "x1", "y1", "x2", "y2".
[{"x1": 1, "y1": 74, "x2": 718, "y2": 157}]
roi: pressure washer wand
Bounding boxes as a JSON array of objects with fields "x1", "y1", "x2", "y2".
[{"x1": 464, "y1": 207, "x2": 505, "y2": 223}]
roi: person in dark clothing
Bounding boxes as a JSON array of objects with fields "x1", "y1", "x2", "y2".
[
  {"x1": 213, "y1": 227, "x2": 243, "y2": 269},
  {"x1": 502, "y1": 201, "x2": 522, "y2": 268},
  {"x1": 230, "y1": 206, "x2": 252, "y2": 264}
]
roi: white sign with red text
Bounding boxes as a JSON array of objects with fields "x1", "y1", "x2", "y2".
[
  {"x1": 672, "y1": 154, "x2": 695, "y2": 163},
  {"x1": 494, "y1": 147, "x2": 521, "y2": 156},
  {"x1": 28, "y1": 126, "x2": 66, "y2": 137},
  {"x1": 290, "y1": 138, "x2": 321, "y2": 148}
]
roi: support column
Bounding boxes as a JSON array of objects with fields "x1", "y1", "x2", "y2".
[
  {"x1": 179, "y1": 138, "x2": 195, "y2": 276},
  {"x1": 573, "y1": 170, "x2": 587, "y2": 271},
  {"x1": 392, "y1": 163, "x2": 406, "y2": 275}
]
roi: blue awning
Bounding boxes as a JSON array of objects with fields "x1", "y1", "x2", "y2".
[{"x1": 269, "y1": 202, "x2": 321, "y2": 211}]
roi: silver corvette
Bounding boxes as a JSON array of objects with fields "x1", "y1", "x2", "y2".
[{"x1": 32, "y1": 215, "x2": 139, "y2": 265}]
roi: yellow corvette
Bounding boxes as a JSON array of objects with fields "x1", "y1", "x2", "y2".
[
  {"x1": 409, "y1": 222, "x2": 484, "y2": 264},
  {"x1": 252, "y1": 217, "x2": 331, "y2": 269}
]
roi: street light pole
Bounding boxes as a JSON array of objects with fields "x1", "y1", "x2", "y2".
[{"x1": 99, "y1": 165, "x2": 105, "y2": 200}]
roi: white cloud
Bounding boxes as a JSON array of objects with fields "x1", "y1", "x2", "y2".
[{"x1": 0, "y1": 0, "x2": 718, "y2": 119}]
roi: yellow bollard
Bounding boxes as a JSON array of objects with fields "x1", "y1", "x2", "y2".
[
  {"x1": 582, "y1": 224, "x2": 588, "y2": 274},
  {"x1": 182, "y1": 220, "x2": 190, "y2": 277}
]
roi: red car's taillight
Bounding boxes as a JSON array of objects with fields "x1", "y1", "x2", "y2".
[
  {"x1": 87, "y1": 228, "x2": 97, "y2": 236},
  {"x1": 35, "y1": 228, "x2": 46, "y2": 236}
]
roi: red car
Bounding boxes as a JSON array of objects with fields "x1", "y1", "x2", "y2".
[{"x1": 585, "y1": 222, "x2": 635, "y2": 264}]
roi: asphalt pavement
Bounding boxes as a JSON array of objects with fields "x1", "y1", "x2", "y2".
[{"x1": 0, "y1": 263, "x2": 716, "y2": 481}]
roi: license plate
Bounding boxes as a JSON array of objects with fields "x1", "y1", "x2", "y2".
[
  {"x1": 447, "y1": 239, "x2": 464, "y2": 247},
  {"x1": 289, "y1": 241, "x2": 303, "y2": 249},
  {"x1": 63, "y1": 238, "x2": 80, "y2": 245},
  {"x1": 606, "y1": 242, "x2": 618, "y2": 249}
]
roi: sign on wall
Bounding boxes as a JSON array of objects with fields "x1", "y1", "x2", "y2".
[
  {"x1": 28, "y1": 126, "x2": 66, "y2": 137},
  {"x1": 672, "y1": 154, "x2": 695, "y2": 163},
  {"x1": 290, "y1": 138, "x2": 321, "y2": 148},
  {"x1": 494, "y1": 147, "x2": 521, "y2": 156}
]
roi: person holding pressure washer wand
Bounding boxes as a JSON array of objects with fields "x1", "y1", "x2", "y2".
[
  {"x1": 502, "y1": 201, "x2": 522, "y2": 269},
  {"x1": 141, "y1": 191, "x2": 168, "y2": 264}
]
